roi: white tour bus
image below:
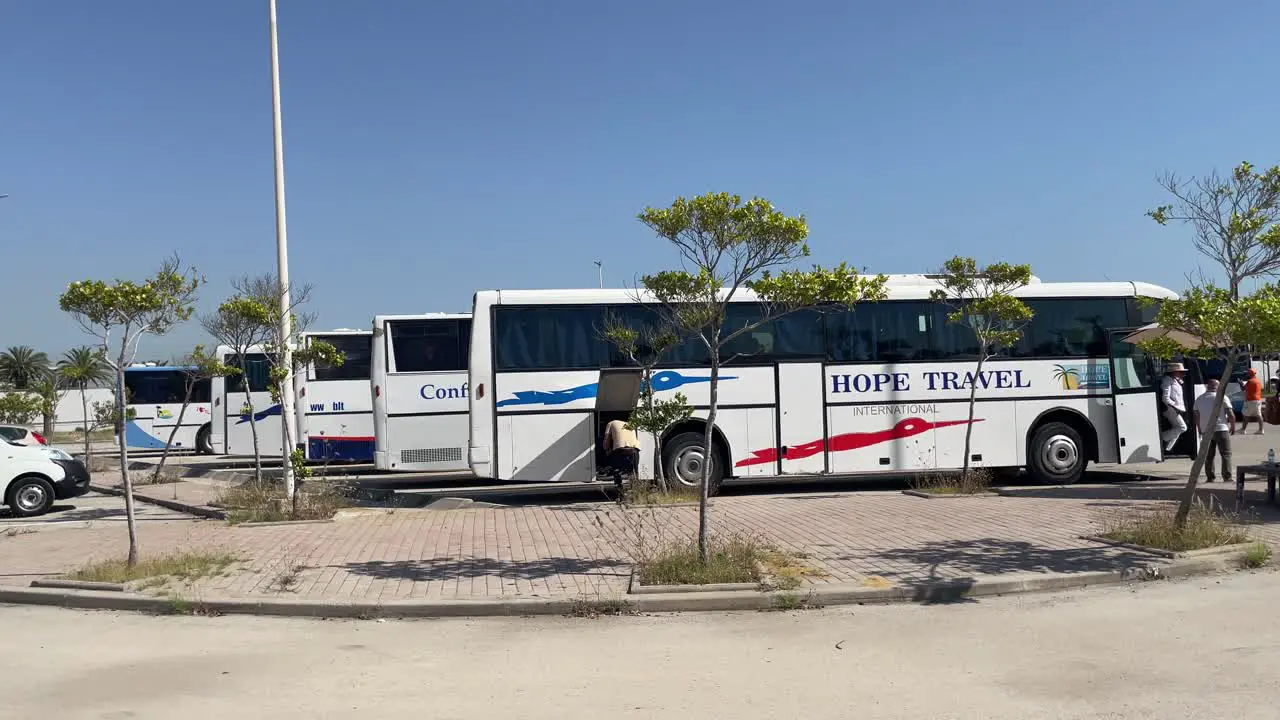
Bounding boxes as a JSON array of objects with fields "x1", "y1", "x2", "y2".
[
  {"x1": 297, "y1": 329, "x2": 375, "y2": 463},
  {"x1": 467, "y1": 278, "x2": 1178, "y2": 486},
  {"x1": 122, "y1": 365, "x2": 214, "y2": 454},
  {"x1": 371, "y1": 313, "x2": 473, "y2": 473},
  {"x1": 210, "y1": 344, "x2": 281, "y2": 457}
]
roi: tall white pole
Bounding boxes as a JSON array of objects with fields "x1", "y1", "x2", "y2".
[
  {"x1": 595, "y1": 260, "x2": 603, "y2": 288},
  {"x1": 268, "y1": 0, "x2": 298, "y2": 499}
]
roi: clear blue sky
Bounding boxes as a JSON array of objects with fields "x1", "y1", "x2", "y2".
[{"x1": 2, "y1": 0, "x2": 1276, "y2": 358}]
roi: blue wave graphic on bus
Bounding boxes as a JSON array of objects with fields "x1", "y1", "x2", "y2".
[
  {"x1": 235, "y1": 404, "x2": 282, "y2": 424},
  {"x1": 496, "y1": 370, "x2": 736, "y2": 408}
]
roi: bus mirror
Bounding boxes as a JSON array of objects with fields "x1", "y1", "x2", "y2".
[{"x1": 477, "y1": 383, "x2": 484, "y2": 399}]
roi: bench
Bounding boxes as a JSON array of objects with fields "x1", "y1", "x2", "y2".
[{"x1": 1233, "y1": 463, "x2": 1280, "y2": 511}]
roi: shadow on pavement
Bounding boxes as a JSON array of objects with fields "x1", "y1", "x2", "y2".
[
  {"x1": 859, "y1": 537, "x2": 1155, "y2": 583},
  {"x1": 341, "y1": 557, "x2": 629, "y2": 582}
]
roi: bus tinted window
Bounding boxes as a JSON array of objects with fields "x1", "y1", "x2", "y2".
[
  {"x1": 125, "y1": 370, "x2": 188, "y2": 404},
  {"x1": 312, "y1": 334, "x2": 372, "y2": 381},
  {"x1": 224, "y1": 354, "x2": 272, "y2": 393},
  {"x1": 1021, "y1": 299, "x2": 1128, "y2": 358},
  {"x1": 390, "y1": 319, "x2": 468, "y2": 372},
  {"x1": 495, "y1": 306, "x2": 605, "y2": 370}
]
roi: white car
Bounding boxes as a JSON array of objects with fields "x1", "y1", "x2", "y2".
[
  {"x1": 0, "y1": 425, "x2": 47, "y2": 446},
  {"x1": 2, "y1": 440, "x2": 91, "y2": 518}
]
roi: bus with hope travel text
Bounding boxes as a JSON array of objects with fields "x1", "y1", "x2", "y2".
[
  {"x1": 466, "y1": 277, "x2": 1178, "y2": 487},
  {"x1": 371, "y1": 313, "x2": 473, "y2": 473}
]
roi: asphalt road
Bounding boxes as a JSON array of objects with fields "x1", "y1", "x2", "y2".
[{"x1": 5, "y1": 570, "x2": 1280, "y2": 719}]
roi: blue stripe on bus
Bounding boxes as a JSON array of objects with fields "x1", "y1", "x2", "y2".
[
  {"x1": 306, "y1": 436, "x2": 375, "y2": 462},
  {"x1": 124, "y1": 420, "x2": 168, "y2": 450}
]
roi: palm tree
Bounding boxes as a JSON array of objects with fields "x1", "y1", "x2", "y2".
[
  {"x1": 0, "y1": 346, "x2": 50, "y2": 390},
  {"x1": 57, "y1": 346, "x2": 112, "y2": 460}
]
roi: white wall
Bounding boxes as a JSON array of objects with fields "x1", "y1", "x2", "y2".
[{"x1": 0, "y1": 388, "x2": 115, "y2": 430}]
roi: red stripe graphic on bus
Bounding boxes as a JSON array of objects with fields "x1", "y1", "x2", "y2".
[{"x1": 735, "y1": 417, "x2": 983, "y2": 468}]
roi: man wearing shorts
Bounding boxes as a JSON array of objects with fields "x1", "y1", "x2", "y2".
[{"x1": 1241, "y1": 368, "x2": 1265, "y2": 435}]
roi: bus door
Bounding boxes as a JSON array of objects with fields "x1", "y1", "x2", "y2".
[{"x1": 1109, "y1": 330, "x2": 1162, "y2": 463}]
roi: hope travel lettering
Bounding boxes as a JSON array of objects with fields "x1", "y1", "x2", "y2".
[{"x1": 830, "y1": 369, "x2": 1032, "y2": 394}]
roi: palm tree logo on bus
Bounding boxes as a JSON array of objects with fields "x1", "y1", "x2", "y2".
[{"x1": 1053, "y1": 363, "x2": 1109, "y2": 390}]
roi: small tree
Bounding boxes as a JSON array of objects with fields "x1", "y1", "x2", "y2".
[
  {"x1": 27, "y1": 374, "x2": 64, "y2": 440},
  {"x1": 56, "y1": 346, "x2": 112, "y2": 460},
  {"x1": 59, "y1": 256, "x2": 202, "y2": 566},
  {"x1": 0, "y1": 392, "x2": 41, "y2": 425},
  {"x1": 1148, "y1": 161, "x2": 1280, "y2": 300},
  {"x1": 638, "y1": 192, "x2": 888, "y2": 561},
  {"x1": 929, "y1": 257, "x2": 1034, "y2": 476},
  {"x1": 150, "y1": 345, "x2": 238, "y2": 482},
  {"x1": 600, "y1": 314, "x2": 693, "y2": 492},
  {"x1": 202, "y1": 295, "x2": 273, "y2": 482},
  {"x1": 1139, "y1": 285, "x2": 1280, "y2": 525}
]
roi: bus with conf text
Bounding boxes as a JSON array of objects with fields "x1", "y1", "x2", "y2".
[
  {"x1": 467, "y1": 277, "x2": 1178, "y2": 487},
  {"x1": 372, "y1": 313, "x2": 473, "y2": 473},
  {"x1": 298, "y1": 329, "x2": 375, "y2": 462}
]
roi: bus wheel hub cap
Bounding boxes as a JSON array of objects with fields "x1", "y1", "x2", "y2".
[{"x1": 1042, "y1": 434, "x2": 1078, "y2": 473}]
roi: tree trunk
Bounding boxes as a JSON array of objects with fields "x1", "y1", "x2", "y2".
[
  {"x1": 698, "y1": 353, "x2": 719, "y2": 565},
  {"x1": 114, "y1": 363, "x2": 140, "y2": 567},
  {"x1": 962, "y1": 357, "x2": 984, "y2": 476},
  {"x1": 152, "y1": 385, "x2": 193, "y2": 482},
  {"x1": 645, "y1": 367, "x2": 669, "y2": 493},
  {"x1": 42, "y1": 406, "x2": 55, "y2": 440},
  {"x1": 1175, "y1": 359, "x2": 1235, "y2": 527},
  {"x1": 79, "y1": 388, "x2": 90, "y2": 462},
  {"x1": 241, "y1": 359, "x2": 262, "y2": 483}
]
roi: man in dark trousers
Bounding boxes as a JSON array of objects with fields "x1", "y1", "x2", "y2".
[{"x1": 602, "y1": 419, "x2": 641, "y2": 489}]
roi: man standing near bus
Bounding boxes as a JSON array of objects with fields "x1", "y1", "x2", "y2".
[
  {"x1": 1160, "y1": 363, "x2": 1188, "y2": 453},
  {"x1": 1194, "y1": 378, "x2": 1236, "y2": 482},
  {"x1": 602, "y1": 419, "x2": 641, "y2": 489},
  {"x1": 1242, "y1": 368, "x2": 1265, "y2": 435}
]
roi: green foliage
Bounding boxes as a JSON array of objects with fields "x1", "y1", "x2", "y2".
[
  {"x1": 289, "y1": 448, "x2": 312, "y2": 480},
  {"x1": 91, "y1": 400, "x2": 136, "y2": 431},
  {"x1": 629, "y1": 387, "x2": 693, "y2": 436},
  {"x1": 56, "y1": 346, "x2": 111, "y2": 391},
  {"x1": 1148, "y1": 161, "x2": 1280, "y2": 297},
  {"x1": 0, "y1": 346, "x2": 51, "y2": 390},
  {"x1": 0, "y1": 392, "x2": 42, "y2": 425},
  {"x1": 184, "y1": 344, "x2": 239, "y2": 382},
  {"x1": 59, "y1": 257, "x2": 203, "y2": 355},
  {"x1": 929, "y1": 257, "x2": 1035, "y2": 353},
  {"x1": 1138, "y1": 284, "x2": 1280, "y2": 360}
]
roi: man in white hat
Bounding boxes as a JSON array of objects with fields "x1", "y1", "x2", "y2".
[{"x1": 1160, "y1": 362, "x2": 1188, "y2": 452}]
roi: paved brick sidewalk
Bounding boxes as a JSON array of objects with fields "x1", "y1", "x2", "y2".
[{"x1": 5, "y1": 462, "x2": 1280, "y2": 604}]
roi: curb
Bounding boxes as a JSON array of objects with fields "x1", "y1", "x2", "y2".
[
  {"x1": 0, "y1": 552, "x2": 1251, "y2": 620},
  {"x1": 88, "y1": 484, "x2": 226, "y2": 520},
  {"x1": 902, "y1": 489, "x2": 1000, "y2": 499},
  {"x1": 1080, "y1": 536, "x2": 1261, "y2": 560}
]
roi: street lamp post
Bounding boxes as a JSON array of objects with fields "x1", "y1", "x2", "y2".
[
  {"x1": 268, "y1": 0, "x2": 299, "y2": 500},
  {"x1": 594, "y1": 260, "x2": 603, "y2": 288}
]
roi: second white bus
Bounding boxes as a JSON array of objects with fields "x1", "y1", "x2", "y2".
[
  {"x1": 298, "y1": 329, "x2": 375, "y2": 462},
  {"x1": 467, "y1": 278, "x2": 1177, "y2": 486},
  {"x1": 371, "y1": 313, "x2": 473, "y2": 473}
]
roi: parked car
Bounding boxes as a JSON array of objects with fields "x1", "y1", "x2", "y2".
[
  {"x1": 2, "y1": 440, "x2": 91, "y2": 517},
  {"x1": 0, "y1": 425, "x2": 47, "y2": 446}
]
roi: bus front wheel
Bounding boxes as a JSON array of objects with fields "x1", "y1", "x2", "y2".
[
  {"x1": 663, "y1": 432, "x2": 724, "y2": 492},
  {"x1": 196, "y1": 426, "x2": 213, "y2": 455},
  {"x1": 1027, "y1": 422, "x2": 1085, "y2": 485}
]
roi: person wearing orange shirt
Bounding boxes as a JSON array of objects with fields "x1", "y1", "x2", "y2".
[{"x1": 1242, "y1": 368, "x2": 1265, "y2": 435}]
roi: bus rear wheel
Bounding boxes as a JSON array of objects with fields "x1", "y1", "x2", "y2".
[
  {"x1": 662, "y1": 431, "x2": 724, "y2": 492},
  {"x1": 196, "y1": 426, "x2": 213, "y2": 455},
  {"x1": 1027, "y1": 422, "x2": 1085, "y2": 485}
]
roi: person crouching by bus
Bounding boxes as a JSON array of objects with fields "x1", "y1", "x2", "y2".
[
  {"x1": 1160, "y1": 363, "x2": 1188, "y2": 453},
  {"x1": 1194, "y1": 378, "x2": 1236, "y2": 482},
  {"x1": 1242, "y1": 368, "x2": 1265, "y2": 435},
  {"x1": 602, "y1": 419, "x2": 641, "y2": 489}
]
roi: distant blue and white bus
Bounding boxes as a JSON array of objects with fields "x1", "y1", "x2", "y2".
[
  {"x1": 123, "y1": 365, "x2": 213, "y2": 454},
  {"x1": 371, "y1": 313, "x2": 473, "y2": 473},
  {"x1": 298, "y1": 329, "x2": 375, "y2": 462}
]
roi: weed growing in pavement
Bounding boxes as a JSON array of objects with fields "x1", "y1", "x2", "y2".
[
  {"x1": 216, "y1": 479, "x2": 350, "y2": 524},
  {"x1": 269, "y1": 547, "x2": 309, "y2": 593},
  {"x1": 909, "y1": 468, "x2": 993, "y2": 495},
  {"x1": 1099, "y1": 500, "x2": 1250, "y2": 552},
  {"x1": 567, "y1": 597, "x2": 637, "y2": 618},
  {"x1": 1244, "y1": 542, "x2": 1272, "y2": 568},
  {"x1": 620, "y1": 482, "x2": 700, "y2": 507},
  {"x1": 2, "y1": 527, "x2": 35, "y2": 538},
  {"x1": 770, "y1": 590, "x2": 822, "y2": 612},
  {"x1": 70, "y1": 551, "x2": 238, "y2": 585}
]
